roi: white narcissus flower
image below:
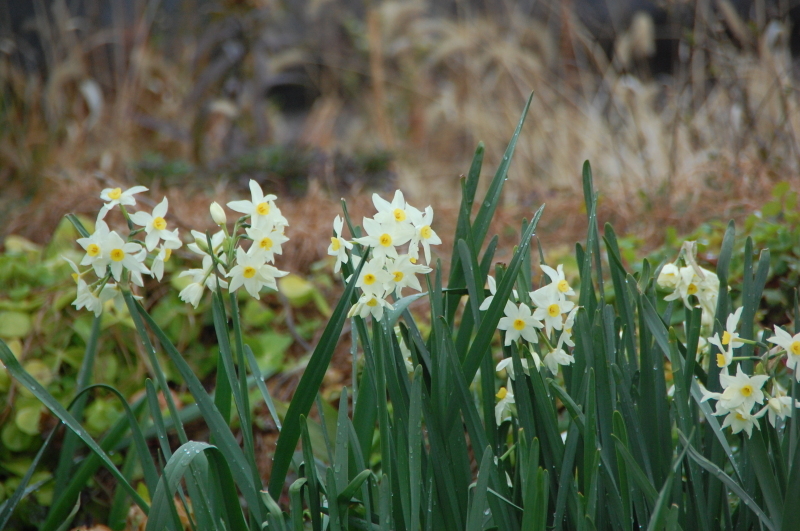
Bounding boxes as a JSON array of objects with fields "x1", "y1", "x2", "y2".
[
  {"x1": 408, "y1": 206, "x2": 442, "y2": 265},
  {"x1": 542, "y1": 330, "x2": 576, "y2": 376},
  {"x1": 227, "y1": 179, "x2": 287, "y2": 230},
  {"x1": 227, "y1": 247, "x2": 287, "y2": 300},
  {"x1": 708, "y1": 307, "x2": 744, "y2": 369},
  {"x1": 103, "y1": 231, "x2": 150, "y2": 282},
  {"x1": 328, "y1": 216, "x2": 353, "y2": 273},
  {"x1": 178, "y1": 256, "x2": 229, "y2": 308},
  {"x1": 179, "y1": 282, "x2": 205, "y2": 308},
  {"x1": 767, "y1": 325, "x2": 800, "y2": 381},
  {"x1": 353, "y1": 217, "x2": 412, "y2": 263},
  {"x1": 129, "y1": 197, "x2": 181, "y2": 251},
  {"x1": 765, "y1": 383, "x2": 800, "y2": 427},
  {"x1": 385, "y1": 255, "x2": 430, "y2": 297},
  {"x1": 531, "y1": 287, "x2": 575, "y2": 337},
  {"x1": 246, "y1": 225, "x2": 289, "y2": 263},
  {"x1": 372, "y1": 190, "x2": 413, "y2": 226},
  {"x1": 718, "y1": 364, "x2": 769, "y2": 411},
  {"x1": 495, "y1": 356, "x2": 531, "y2": 380},
  {"x1": 657, "y1": 263, "x2": 680, "y2": 290},
  {"x1": 151, "y1": 237, "x2": 183, "y2": 281},
  {"x1": 559, "y1": 307, "x2": 580, "y2": 348},
  {"x1": 540, "y1": 264, "x2": 575, "y2": 299},
  {"x1": 479, "y1": 275, "x2": 518, "y2": 311},
  {"x1": 348, "y1": 291, "x2": 393, "y2": 321},
  {"x1": 498, "y1": 301, "x2": 543, "y2": 346},
  {"x1": 717, "y1": 405, "x2": 766, "y2": 438},
  {"x1": 73, "y1": 278, "x2": 103, "y2": 316},
  {"x1": 98, "y1": 185, "x2": 149, "y2": 219},
  {"x1": 495, "y1": 381, "x2": 516, "y2": 426},
  {"x1": 77, "y1": 220, "x2": 113, "y2": 277},
  {"x1": 356, "y1": 258, "x2": 394, "y2": 296}
]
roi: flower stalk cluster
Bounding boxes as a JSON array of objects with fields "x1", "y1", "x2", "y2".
[
  {"x1": 67, "y1": 186, "x2": 181, "y2": 316},
  {"x1": 326, "y1": 191, "x2": 441, "y2": 321},
  {"x1": 68, "y1": 180, "x2": 290, "y2": 315},
  {"x1": 493, "y1": 264, "x2": 579, "y2": 425}
]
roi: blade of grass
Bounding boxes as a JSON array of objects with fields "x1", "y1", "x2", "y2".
[
  {"x1": 462, "y1": 205, "x2": 544, "y2": 382},
  {"x1": 679, "y1": 431, "x2": 775, "y2": 531},
  {"x1": 0, "y1": 340, "x2": 149, "y2": 513},
  {"x1": 269, "y1": 256, "x2": 365, "y2": 498}
]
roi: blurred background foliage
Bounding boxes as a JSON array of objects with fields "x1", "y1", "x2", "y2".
[{"x1": 1, "y1": 0, "x2": 800, "y2": 527}]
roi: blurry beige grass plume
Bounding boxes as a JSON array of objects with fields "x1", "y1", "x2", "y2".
[{"x1": 1, "y1": 0, "x2": 798, "y2": 264}]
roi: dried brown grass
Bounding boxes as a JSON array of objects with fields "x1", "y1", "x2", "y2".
[{"x1": 1, "y1": 0, "x2": 798, "y2": 266}]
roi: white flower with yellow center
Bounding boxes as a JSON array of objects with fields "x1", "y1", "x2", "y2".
[
  {"x1": 129, "y1": 197, "x2": 181, "y2": 251},
  {"x1": 531, "y1": 287, "x2": 575, "y2": 337},
  {"x1": 98, "y1": 185, "x2": 148, "y2": 219},
  {"x1": 372, "y1": 190, "x2": 413, "y2": 227},
  {"x1": 717, "y1": 405, "x2": 766, "y2": 438},
  {"x1": 540, "y1": 264, "x2": 575, "y2": 300},
  {"x1": 348, "y1": 291, "x2": 393, "y2": 321},
  {"x1": 151, "y1": 237, "x2": 183, "y2": 281},
  {"x1": 385, "y1": 255, "x2": 430, "y2": 297},
  {"x1": 495, "y1": 381, "x2": 516, "y2": 426},
  {"x1": 356, "y1": 258, "x2": 394, "y2": 296},
  {"x1": 246, "y1": 225, "x2": 289, "y2": 263},
  {"x1": 498, "y1": 301, "x2": 543, "y2": 346},
  {"x1": 767, "y1": 325, "x2": 800, "y2": 381},
  {"x1": 73, "y1": 278, "x2": 104, "y2": 316},
  {"x1": 558, "y1": 307, "x2": 580, "y2": 348},
  {"x1": 408, "y1": 206, "x2": 442, "y2": 265},
  {"x1": 227, "y1": 179, "x2": 287, "y2": 230},
  {"x1": 354, "y1": 217, "x2": 413, "y2": 263},
  {"x1": 178, "y1": 256, "x2": 229, "y2": 308},
  {"x1": 765, "y1": 383, "x2": 800, "y2": 427},
  {"x1": 542, "y1": 330, "x2": 576, "y2": 376},
  {"x1": 328, "y1": 216, "x2": 353, "y2": 273},
  {"x1": 479, "y1": 275, "x2": 518, "y2": 311},
  {"x1": 708, "y1": 307, "x2": 744, "y2": 369},
  {"x1": 718, "y1": 364, "x2": 769, "y2": 411},
  {"x1": 77, "y1": 220, "x2": 113, "y2": 277},
  {"x1": 102, "y1": 231, "x2": 150, "y2": 283},
  {"x1": 227, "y1": 247, "x2": 287, "y2": 300}
]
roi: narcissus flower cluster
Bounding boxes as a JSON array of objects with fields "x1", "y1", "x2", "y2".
[
  {"x1": 178, "y1": 180, "x2": 289, "y2": 307},
  {"x1": 326, "y1": 191, "x2": 441, "y2": 322},
  {"x1": 492, "y1": 264, "x2": 579, "y2": 425},
  {"x1": 66, "y1": 185, "x2": 180, "y2": 316},
  {"x1": 67, "y1": 180, "x2": 290, "y2": 315},
  {"x1": 654, "y1": 250, "x2": 799, "y2": 437}
]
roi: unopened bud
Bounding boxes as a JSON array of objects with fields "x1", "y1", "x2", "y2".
[{"x1": 210, "y1": 202, "x2": 227, "y2": 226}]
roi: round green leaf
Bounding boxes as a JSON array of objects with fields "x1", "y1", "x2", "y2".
[
  {"x1": 15, "y1": 405, "x2": 42, "y2": 435},
  {"x1": 1, "y1": 423, "x2": 34, "y2": 452},
  {"x1": 0, "y1": 311, "x2": 32, "y2": 339}
]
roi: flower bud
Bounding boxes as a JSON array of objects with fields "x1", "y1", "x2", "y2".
[
  {"x1": 210, "y1": 202, "x2": 227, "y2": 226},
  {"x1": 656, "y1": 263, "x2": 680, "y2": 290}
]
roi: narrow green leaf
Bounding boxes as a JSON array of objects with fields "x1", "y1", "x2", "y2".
[
  {"x1": 462, "y1": 204, "x2": 544, "y2": 382},
  {"x1": 679, "y1": 431, "x2": 775, "y2": 531},
  {"x1": 748, "y1": 429, "x2": 784, "y2": 528},
  {"x1": 269, "y1": 256, "x2": 365, "y2": 498},
  {"x1": 0, "y1": 341, "x2": 149, "y2": 513},
  {"x1": 146, "y1": 442, "x2": 248, "y2": 531},
  {"x1": 53, "y1": 499, "x2": 81, "y2": 531},
  {"x1": 289, "y1": 478, "x2": 307, "y2": 531},
  {"x1": 301, "y1": 416, "x2": 323, "y2": 531},
  {"x1": 472, "y1": 92, "x2": 534, "y2": 250},
  {"x1": 466, "y1": 448, "x2": 493, "y2": 531}
]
